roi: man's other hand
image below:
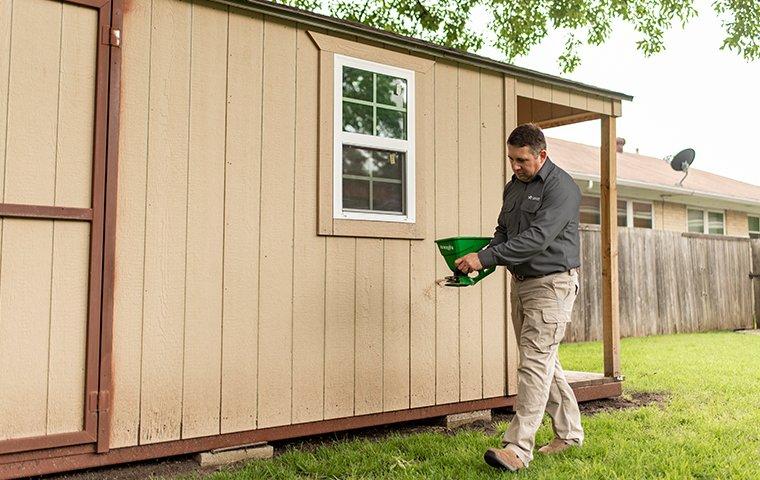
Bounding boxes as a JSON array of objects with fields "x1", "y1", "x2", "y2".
[{"x1": 454, "y1": 253, "x2": 482, "y2": 274}]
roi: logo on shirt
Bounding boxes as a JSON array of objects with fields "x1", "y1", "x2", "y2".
[{"x1": 527, "y1": 195, "x2": 541, "y2": 201}]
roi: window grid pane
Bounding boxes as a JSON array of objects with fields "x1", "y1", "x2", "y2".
[
  {"x1": 707, "y1": 211, "x2": 724, "y2": 235},
  {"x1": 617, "y1": 200, "x2": 627, "y2": 227},
  {"x1": 580, "y1": 196, "x2": 600, "y2": 225},
  {"x1": 688, "y1": 209, "x2": 704, "y2": 233},
  {"x1": 632, "y1": 202, "x2": 653, "y2": 229}
]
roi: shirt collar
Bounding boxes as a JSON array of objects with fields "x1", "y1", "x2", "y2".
[{"x1": 511, "y1": 157, "x2": 555, "y2": 183}]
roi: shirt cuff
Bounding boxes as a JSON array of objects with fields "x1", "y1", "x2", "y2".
[{"x1": 478, "y1": 249, "x2": 497, "y2": 269}]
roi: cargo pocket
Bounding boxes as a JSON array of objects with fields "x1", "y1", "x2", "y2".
[{"x1": 542, "y1": 309, "x2": 568, "y2": 346}]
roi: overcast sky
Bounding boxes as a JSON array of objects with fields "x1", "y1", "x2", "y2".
[{"x1": 473, "y1": 0, "x2": 760, "y2": 186}]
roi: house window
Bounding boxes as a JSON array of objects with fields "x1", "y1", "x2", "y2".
[
  {"x1": 750, "y1": 216, "x2": 760, "y2": 239},
  {"x1": 580, "y1": 196, "x2": 600, "y2": 225},
  {"x1": 617, "y1": 199, "x2": 627, "y2": 227},
  {"x1": 334, "y1": 55, "x2": 415, "y2": 223},
  {"x1": 631, "y1": 202, "x2": 653, "y2": 229},
  {"x1": 582, "y1": 196, "x2": 653, "y2": 229},
  {"x1": 688, "y1": 208, "x2": 725, "y2": 235}
]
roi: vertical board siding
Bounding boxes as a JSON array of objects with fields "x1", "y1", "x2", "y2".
[
  {"x1": 3, "y1": 0, "x2": 60, "y2": 206},
  {"x1": 383, "y1": 240, "x2": 410, "y2": 411},
  {"x1": 0, "y1": 0, "x2": 11, "y2": 195},
  {"x1": 324, "y1": 237, "x2": 355, "y2": 419},
  {"x1": 256, "y1": 17, "x2": 296, "y2": 429},
  {"x1": 220, "y1": 9, "x2": 263, "y2": 434},
  {"x1": 0, "y1": 219, "x2": 53, "y2": 440},
  {"x1": 503, "y1": 76, "x2": 518, "y2": 395},
  {"x1": 434, "y1": 61, "x2": 460, "y2": 405},
  {"x1": 409, "y1": 62, "x2": 436, "y2": 408},
  {"x1": 139, "y1": 0, "x2": 192, "y2": 445},
  {"x1": 55, "y1": 3, "x2": 97, "y2": 208},
  {"x1": 181, "y1": 1, "x2": 228, "y2": 439},
  {"x1": 566, "y1": 228, "x2": 755, "y2": 343},
  {"x1": 291, "y1": 25, "x2": 325, "y2": 425},
  {"x1": 457, "y1": 66, "x2": 483, "y2": 402},
  {"x1": 47, "y1": 1, "x2": 97, "y2": 435},
  {"x1": 354, "y1": 238, "x2": 384, "y2": 415},
  {"x1": 47, "y1": 221, "x2": 90, "y2": 434},
  {"x1": 480, "y1": 71, "x2": 506, "y2": 398},
  {"x1": 111, "y1": 0, "x2": 152, "y2": 448}
]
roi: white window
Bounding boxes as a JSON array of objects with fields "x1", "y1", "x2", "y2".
[
  {"x1": 333, "y1": 55, "x2": 415, "y2": 223},
  {"x1": 687, "y1": 208, "x2": 725, "y2": 235},
  {"x1": 581, "y1": 195, "x2": 653, "y2": 229},
  {"x1": 749, "y1": 215, "x2": 760, "y2": 239}
]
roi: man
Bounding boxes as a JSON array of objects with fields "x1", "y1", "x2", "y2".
[{"x1": 455, "y1": 123, "x2": 584, "y2": 472}]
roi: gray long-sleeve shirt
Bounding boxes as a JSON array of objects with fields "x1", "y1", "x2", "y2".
[{"x1": 477, "y1": 157, "x2": 581, "y2": 277}]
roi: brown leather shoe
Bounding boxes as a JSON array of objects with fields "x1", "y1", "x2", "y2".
[
  {"x1": 483, "y1": 447, "x2": 525, "y2": 472},
  {"x1": 537, "y1": 438, "x2": 574, "y2": 454}
]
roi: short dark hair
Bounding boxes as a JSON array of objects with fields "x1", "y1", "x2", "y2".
[{"x1": 508, "y1": 123, "x2": 546, "y2": 156}]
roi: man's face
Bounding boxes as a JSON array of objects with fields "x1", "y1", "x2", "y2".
[{"x1": 508, "y1": 144, "x2": 547, "y2": 182}]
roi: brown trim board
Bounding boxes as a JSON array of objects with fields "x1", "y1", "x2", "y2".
[
  {"x1": 0, "y1": 381, "x2": 621, "y2": 478},
  {"x1": 0, "y1": 203, "x2": 93, "y2": 221},
  {"x1": 97, "y1": 0, "x2": 123, "y2": 455}
]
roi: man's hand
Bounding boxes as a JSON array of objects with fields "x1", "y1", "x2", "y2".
[{"x1": 454, "y1": 253, "x2": 482, "y2": 274}]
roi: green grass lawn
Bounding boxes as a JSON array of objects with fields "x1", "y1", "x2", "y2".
[{"x1": 188, "y1": 332, "x2": 760, "y2": 479}]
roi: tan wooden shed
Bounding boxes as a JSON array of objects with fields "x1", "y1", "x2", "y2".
[{"x1": 0, "y1": 0, "x2": 630, "y2": 476}]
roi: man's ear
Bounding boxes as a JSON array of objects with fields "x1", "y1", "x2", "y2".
[{"x1": 539, "y1": 149, "x2": 548, "y2": 161}]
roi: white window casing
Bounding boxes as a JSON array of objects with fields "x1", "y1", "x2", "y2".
[{"x1": 333, "y1": 54, "x2": 416, "y2": 223}]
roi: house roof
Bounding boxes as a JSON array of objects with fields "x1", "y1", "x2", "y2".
[
  {"x1": 218, "y1": 0, "x2": 633, "y2": 102},
  {"x1": 547, "y1": 137, "x2": 760, "y2": 207}
]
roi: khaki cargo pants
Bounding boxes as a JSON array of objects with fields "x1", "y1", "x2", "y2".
[{"x1": 502, "y1": 270, "x2": 584, "y2": 466}]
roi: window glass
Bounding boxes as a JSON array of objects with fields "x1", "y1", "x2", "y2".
[
  {"x1": 375, "y1": 73, "x2": 407, "y2": 108},
  {"x1": 342, "y1": 145, "x2": 404, "y2": 214},
  {"x1": 687, "y1": 209, "x2": 704, "y2": 233},
  {"x1": 341, "y1": 66, "x2": 407, "y2": 140},
  {"x1": 632, "y1": 202, "x2": 653, "y2": 229},
  {"x1": 617, "y1": 200, "x2": 627, "y2": 227},
  {"x1": 749, "y1": 216, "x2": 760, "y2": 239},
  {"x1": 707, "y1": 211, "x2": 724, "y2": 235},
  {"x1": 580, "y1": 196, "x2": 600, "y2": 225},
  {"x1": 342, "y1": 102, "x2": 373, "y2": 135},
  {"x1": 342, "y1": 66, "x2": 373, "y2": 101},
  {"x1": 375, "y1": 107, "x2": 406, "y2": 139}
]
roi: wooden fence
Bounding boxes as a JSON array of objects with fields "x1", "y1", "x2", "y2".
[
  {"x1": 565, "y1": 227, "x2": 756, "y2": 343},
  {"x1": 752, "y1": 239, "x2": 760, "y2": 325}
]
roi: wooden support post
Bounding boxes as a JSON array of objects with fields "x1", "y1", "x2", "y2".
[{"x1": 600, "y1": 116, "x2": 621, "y2": 378}]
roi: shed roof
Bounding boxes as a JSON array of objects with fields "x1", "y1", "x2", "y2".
[
  {"x1": 548, "y1": 137, "x2": 760, "y2": 207},
  {"x1": 219, "y1": 0, "x2": 633, "y2": 102}
]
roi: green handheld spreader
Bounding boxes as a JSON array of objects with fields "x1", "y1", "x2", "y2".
[{"x1": 435, "y1": 236, "x2": 496, "y2": 287}]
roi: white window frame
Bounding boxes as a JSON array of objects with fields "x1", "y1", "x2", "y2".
[
  {"x1": 687, "y1": 208, "x2": 726, "y2": 235},
  {"x1": 333, "y1": 54, "x2": 416, "y2": 223},
  {"x1": 579, "y1": 195, "x2": 654, "y2": 229},
  {"x1": 748, "y1": 215, "x2": 759, "y2": 238}
]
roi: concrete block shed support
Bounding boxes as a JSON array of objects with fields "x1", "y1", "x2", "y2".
[
  {"x1": 195, "y1": 442, "x2": 274, "y2": 467},
  {"x1": 441, "y1": 409, "x2": 493, "y2": 428}
]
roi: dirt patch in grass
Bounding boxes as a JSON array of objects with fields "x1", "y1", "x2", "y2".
[
  {"x1": 578, "y1": 391, "x2": 669, "y2": 416},
  {"x1": 43, "y1": 391, "x2": 667, "y2": 480}
]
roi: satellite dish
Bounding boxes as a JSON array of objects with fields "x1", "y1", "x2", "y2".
[{"x1": 663, "y1": 148, "x2": 695, "y2": 186}]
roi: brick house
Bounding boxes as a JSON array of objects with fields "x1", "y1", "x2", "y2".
[{"x1": 548, "y1": 137, "x2": 760, "y2": 239}]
